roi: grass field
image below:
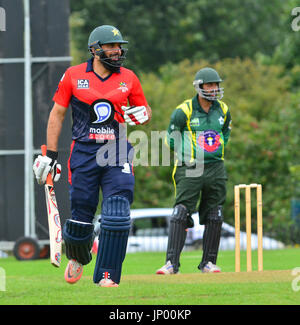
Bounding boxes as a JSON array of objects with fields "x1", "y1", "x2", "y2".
[{"x1": 0, "y1": 247, "x2": 300, "y2": 305}]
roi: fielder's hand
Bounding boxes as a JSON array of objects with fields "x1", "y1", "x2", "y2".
[
  {"x1": 33, "y1": 150, "x2": 61, "y2": 185},
  {"x1": 121, "y1": 105, "x2": 150, "y2": 125}
]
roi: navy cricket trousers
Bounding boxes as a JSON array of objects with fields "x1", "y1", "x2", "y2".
[{"x1": 68, "y1": 140, "x2": 135, "y2": 223}]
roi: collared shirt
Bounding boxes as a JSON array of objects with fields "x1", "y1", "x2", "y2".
[
  {"x1": 53, "y1": 58, "x2": 148, "y2": 143},
  {"x1": 166, "y1": 95, "x2": 232, "y2": 164}
]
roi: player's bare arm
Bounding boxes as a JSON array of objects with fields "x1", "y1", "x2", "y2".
[{"x1": 47, "y1": 103, "x2": 68, "y2": 152}]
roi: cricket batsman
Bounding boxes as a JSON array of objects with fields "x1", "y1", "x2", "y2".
[
  {"x1": 156, "y1": 67, "x2": 231, "y2": 274},
  {"x1": 33, "y1": 25, "x2": 151, "y2": 287}
]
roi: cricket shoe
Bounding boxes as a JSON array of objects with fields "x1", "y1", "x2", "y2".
[
  {"x1": 201, "y1": 261, "x2": 221, "y2": 273},
  {"x1": 98, "y1": 272, "x2": 119, "y2": 287},
  {"x1": 64, "y1": 259, "x2": 83, "y2": 284},
  {"x1": 156, "y1": 260, "x2": 177, "y2": 275},
  {"x1": 98, "y1": 278, "x2": 119, "y2": 287}
]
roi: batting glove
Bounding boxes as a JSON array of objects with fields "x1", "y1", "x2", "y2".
[
  {"x1": 121, "y1": 105, "x2": 149, "y2": 125},
  {"x1": 33, "y1": 150, "x2": 61, "y2": 185}
]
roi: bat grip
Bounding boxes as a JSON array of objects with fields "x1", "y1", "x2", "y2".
[
  {"x1": 41, "y1": 144, "x2": 47, "y2": 156},
  {"x1": 41, "y1": 144, "x2": 53, "y2": 186}
]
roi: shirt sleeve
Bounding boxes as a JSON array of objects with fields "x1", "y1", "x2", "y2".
[
  {"x1": 166, "y1": 108, "x2": 187, "y2": 151},
  {"x1": 128, "y1": 72, "x2": 148, "y2": 107},
  {"x1": 52, "y1": 68, "x2": 72, "y2": 108},
  {"x1": 222, "y1": 109, "x2": 232, "y2": 146}
]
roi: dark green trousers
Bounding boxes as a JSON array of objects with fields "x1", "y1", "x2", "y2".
[{"x1": 172, "y1": 161, "x2": 228, "y2": 225}]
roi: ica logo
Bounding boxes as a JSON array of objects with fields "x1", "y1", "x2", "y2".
[{"x1": 77, "y1": 79, "x2": 89, "y2": 89}]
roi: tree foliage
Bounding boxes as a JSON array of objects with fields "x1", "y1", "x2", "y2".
[{"x1": 70, "y1": 0, "x2": 289, "y2": 72}]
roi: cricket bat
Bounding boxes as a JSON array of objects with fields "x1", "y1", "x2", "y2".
[{"x1": 41, "y1": 145, "x2": 62, "y2": 267}]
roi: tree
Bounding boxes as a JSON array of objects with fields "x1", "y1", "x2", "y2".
[{"x1": 70, "y1": 0, "x2": 288, "y2": 72}]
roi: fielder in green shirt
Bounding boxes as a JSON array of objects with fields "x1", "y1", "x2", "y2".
[{"x1": 156, "y1": 67, "x2": 232, "y2": 274}]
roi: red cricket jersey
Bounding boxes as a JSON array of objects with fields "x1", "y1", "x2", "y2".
[{"x1": 53, "y1": 58, "x2": 148, "y2": 142}]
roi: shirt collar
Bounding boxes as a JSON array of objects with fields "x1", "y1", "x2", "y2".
[
  {"x1": 193, "y1": 94, "x2": 218, "y2": 113},
  {"x1": 193, "y1": 95, "x2": 202, "y2": 112},
  {"x1": 86, "y1": 57, "x2": 94, "y2": 72}
]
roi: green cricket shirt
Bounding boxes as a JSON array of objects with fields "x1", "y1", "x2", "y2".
[{"x1": 166, "y1": 95, "x2": 231, "y2": 164}]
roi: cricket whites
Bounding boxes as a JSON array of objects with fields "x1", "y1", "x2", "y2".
[{"x1": 41, "y1": 145, "x2": 62, "y2": 267}]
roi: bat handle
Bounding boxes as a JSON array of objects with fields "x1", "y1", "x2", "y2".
[
  {"x1": 40, "y1": 144, "x2": 53, "y2": 186},
  {"x1": 41, "y1": 144, "x2": 47, "y2": 156}
]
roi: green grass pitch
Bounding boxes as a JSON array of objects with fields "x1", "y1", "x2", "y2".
[{"x1": 0, "y1": 248, "x2": 299, "y2": 305}]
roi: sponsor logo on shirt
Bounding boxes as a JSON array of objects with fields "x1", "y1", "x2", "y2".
[
  {"x1": 91, "y1": 101, "x2": 113, "y2": 124},
  {"x1": 89, "y1": 99, "x2": 116, "y2": 140},
  {"x1": 197, "y1": 130, "x2": 221, "y2": 153},
  {"x1": 77, "y1": 79, "x2": 89, "y2": 89},
  {"x1": 90, "y1": 99, "x2": 116, "y2": 125},
  {"x1": 190, "y1": 118, "x2": 200, "y2": 126},
  {"x1": 89, "y1": 126, "x2": 115, "y2": 140},
  {"x1": 118, "y1": 82, "x2": 128, "y2": 93}
]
